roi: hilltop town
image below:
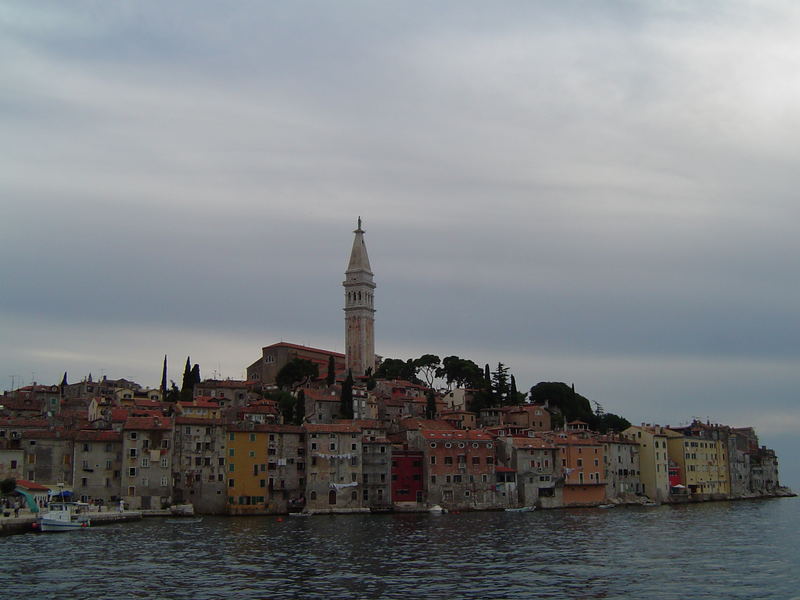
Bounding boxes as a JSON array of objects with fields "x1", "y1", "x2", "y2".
[{"x1": 0, "y1": 221, "x2": 790, "y2": 514}]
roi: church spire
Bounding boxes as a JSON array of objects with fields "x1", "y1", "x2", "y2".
[{"x1": 347, "y1": 216, "x2": 372, "y2": 274}]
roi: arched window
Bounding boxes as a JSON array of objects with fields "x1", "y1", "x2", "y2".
[{"x1": 328, "y1": 490, "x2": 337, "y2": 505}]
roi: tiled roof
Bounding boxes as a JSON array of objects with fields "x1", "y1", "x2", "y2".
[
  {"x1": 263, "y1": 342, "x2": 345, "y2": 357},
  {"x1": 75, "y1": 430, "x2": 122, "y2": 442},
  {"x1": 123, "y1": 416, "x2": 173, "y2": 431},
  {"x1": 304, "y1": 423, "x2": 361, "y2": 433},
  {"x1": 15, "y1": 479, "x2": 50, "y2": 491}
]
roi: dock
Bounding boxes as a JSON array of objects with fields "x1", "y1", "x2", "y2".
[{"x1": 0, "y1": 509, "x2": 143, "y2": 537}]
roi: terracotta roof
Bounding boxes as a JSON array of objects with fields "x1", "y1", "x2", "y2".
[
  {"x1": 175, "y1": 417, "x2": 225, "y2": 426},
  {"x1": 263, "y1": 342, "x2": 344, "y2": 357},
  {"x1": 15, "y1": 479, "x2": 50, "y2": 491},
  {"x1": 421, "y1": 430, "x2": 493, "y2": 441},
  {"x1": 123, "y1": 416, "x2": 173, "y2": 431},
  {"x1": 75, "y1": 430, "x2": 122, "y2": 442},
  {"x1": 304, "y1": 423, "x2": 361, "y2": 434}
]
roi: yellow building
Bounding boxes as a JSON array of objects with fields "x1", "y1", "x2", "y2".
[
  {"x1": 623, "y1": 425, "x2": 670, "y2": 502},
  {"x1": 226, "y1": 425, "x2": 268, "y2": 514},
  {"x1": 665, "y1": 430, "x2": 729, "y2": 495}
]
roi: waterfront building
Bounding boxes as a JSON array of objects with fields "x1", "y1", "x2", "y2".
[
  {"x1": 361, "y1": 433, "x2": 392, "y2": 511},
  {"x1": 121, "y1": 416, "x2": 174, "y2": 510},
  {"x1": 551, "y1": 431, "x2": 607, "y2": 506},
  {"x1": 225, "y1": 423, "x2": 269, "y2": 514},
  {"x1": 623, "y1": 425, "x2": 670, "y2": 502},
  {"x1": 73, "y1": 430, "x2": 123, "y2": 504},
  {"x1": 496, "y1": 435, "x2": 561, "y2": 508},
  {"x1": 390, "y1": 448, "x2": 425, "y2": 507},
  {"x1": 264, "y1": 425, "x2": 306, "y2": 513},
  {"x1": 664, "y1": 429, "x2": 729, "y2": 496},
  {"x1": 343, "y1": 218, "x2": 376, "y2": 377},
  {"x1": 305, "y1": 423, "x2": 367, "y2": 512},
  {"x1": 602, "y1": 434, "x2": 641, "y2": 499},
  {"x1": 0, "y1": 448, "x2": 24, "y2": 480},
  {"x1": 410, "y1": 429, "x2": 499, "y2": 511},
  {"x1": 172, "y1": 417, "x2": 227, "y2": 513}
]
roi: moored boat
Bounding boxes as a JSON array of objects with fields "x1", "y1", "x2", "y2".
[
  {"x1": 504, "y1": 506, "x2": 536, "y2": 512},
  {"x1": 37, "y1": 502, "x2": 91, "y2": 532}
]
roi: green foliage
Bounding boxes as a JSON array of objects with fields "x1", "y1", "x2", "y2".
[
  {"x1": 529, "y1": 382, "x2": 593, "y2": 423},
  {"x1": 414, "y1": 354, "x2": 441, "y2": 387},
  {"x1": 160, "y1": 356, "x2": 167, "y2": 394},
  {"x1": 276, "y1": 358, "x2": 319, "y2": 391},
  {"x1": 375, "y1": 358, "x2": 418, "y2": 383},
  {"x1": 491, "y1": 363, "x2": 510, "y2": 406},
  {"x1": 180, "y1": 357, "x2": 195, "y2": 402},
  {"x1": 165, "y1": 380, "x2": 181, "y2": 403},
  {"x1": 268, "y1": 391, "x2": 296, "y2": 424},
  {"x1": 436, "y1": 356, "x2": 484, "y2": 390},
  {"x1": 326, "y1": 355, "x2": 336, "y2": 386},
  {"x1": 294, "y1": 390, "x2": 306, "y2": 425},
  {"x1": 425, "y1": 390, "x2": 437, "y2": 420},
  {"x1": 0, "y1": 478, "x2": 16, "y2": 495},
  {"x1": 507, "y1": 375, "x2": 525, "y2": 406},
  {"x1": 589, "y1": 412, "x2": 632, "y2": 434},
  {"x1": 340, "y1": 370, "x2": 354, "y2": 419}
]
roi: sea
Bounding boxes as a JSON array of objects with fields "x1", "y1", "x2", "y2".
[{"x1": 2, "y1": 497, "x2": 798, "y2": 599}]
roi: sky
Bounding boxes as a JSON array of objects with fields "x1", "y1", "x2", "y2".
[{"x1": 1, "y1": 1, "x2": 798, "y2": 486}]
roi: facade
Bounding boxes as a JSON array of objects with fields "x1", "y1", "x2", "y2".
[
  {"x1": 172, "y1": 417, "x2": 227, "y2": 513},
  {"x1": 554, "y1": 432, "x2": 607, "y2": 506},
  {"x1": 361, "y1": 438, "x2": 392, "y2": 510},
  {"x1": 391, "y1": 449, "x2": 425, "y2": 506},
  {"x1": 343, "y1": 218, "x2": 376, "y2": 377},
  {"x1": 665, "y1": 430, "x2": 729, "y2": 496},
  {"x1": 305, "y1": 423, "x2": 366, "y2": 513},
  {"x1": 603, "y1": 435, "x2": 641, "y2": 499},
  {"x1": 246, "y1": 342, "x2": 345, "y2": 387},
  {"x1": 623, "y1": 425, "x2": 670, "y2": 502},
  {"x1": 412, "y1": 429, "x2": 498, "y2": 510},
  {"x1": 73, "y1": 430, "x2": 122, "y2": 504},
  {"x1": 496, "y1": 436, "x2": 561, "y2": 509},
  {"x1": 121, "y1": 416, "x2": 174, "y2": 510},
  {"x1": 264, "y1": 425, "x2": 306, "y2": 513},
  {"x1": 21, "y1": 429, "x2": 74, "y2": 485}
]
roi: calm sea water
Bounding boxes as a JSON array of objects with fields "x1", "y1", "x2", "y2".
[{"x1": 2, "y1": 498, "x2": 798, "y2": 599}]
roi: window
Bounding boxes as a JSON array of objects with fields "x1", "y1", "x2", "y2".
[
  {"x1": 129, "y1": 467, "x2": 137, "y2": 477},
  {"x1": 142, "y1": 439, "x2": 150, "y2": 449},
  {"x1": 129, "y1": 448, "x2": 138, "y2": 458},
  {"x1": 430, "y1": 456, "x2": 436, "y2": 465},
  {"x1": 160, "y1": 457, "x2": 168, "y2": 468},
  {"x1": 81, "y1": 477, "x2": 88, "y2": 487},
  {"x1": 141, "y1": 457, "x2": 150, "y2": 468},
  {"x1": 250, "y1": 434, "x2": 256, "y2": 442},
  {"x1": 129, "y1": 432, "x2": 137, "y2": 440},
  {"x1": 229, "y1": 479, "x2": 235, "y2": 487},
  {"x1": 82, "y1": 443, "x2": 90, "y2": 452}
]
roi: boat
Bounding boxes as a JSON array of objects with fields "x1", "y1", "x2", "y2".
[
  {"x1": 428, "y1": 505, "x2": 447, "y2": 514},
  {"x1": 165, "y1": 517, "x2": 203, "y2": 524},
  {"x1": 37, "y1": 502, "x2": 91, "y2": 532},
  {"x1": 288, "y1": 512, "x2": 313, "y2": 517},
  {"x1": 505, "y1": 506, "x2": 536, "y2": 512},
  {"x1": 597, "y1": 504, "x2": 615, "y2": 509},
  {"x1": 170, "y1": 504, "x2": 195, "y2": 517}
]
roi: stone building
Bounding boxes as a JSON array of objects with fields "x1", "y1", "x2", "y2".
[
  {"x1": 121, "y1": 416, "x2": 174, "y2": 510},
  {"x1": 410, "y1": 429, "x2": 499, "y2": 511},
  {"x1": 264, "y1": 425, "x2": 306, "y2": 513},
  {"x1": 21, "y1": 428, "x2": 74, "y2": 485},
  {"x1": 172, "y1": 417, "x2": 227, "y2": 513},
  {"x1": 73, "y1": 430, "x2": 122, "y2": 504},
  {"x1": 305, "y1": 423, "x2": 366, "y2": 513},
  {"x1": 602, "y1": 434, "x2": 641, "y2": 499},
  {"x1": 246, "y1": 342, "x2": 345, "y2": 387},
  {"x1": 623, "y1": 425, "x2": 671, "y2": 502},
  {"x1": 495, "y1": 435, "x2": 561, "y2": 509}
]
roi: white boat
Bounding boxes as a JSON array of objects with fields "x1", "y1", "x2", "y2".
[
  {"x1": 505, "y1": 506, "x2": 536, "y2": 512},
  {"x1": 428, "y1": 505, "x2": 447, "y2": 514},
  {"x1": 37, "y1": 502, "x2": 91, "y2": 532},
  {"x1": 597, "y1": 504, "x2": 615, "y2": 509}
]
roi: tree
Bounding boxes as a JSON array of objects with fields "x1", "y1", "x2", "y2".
[
  {"x1": 528, "y1": 382, "x2": 600, "y2": 429},
  {"x1": 436, "y1": 356, "x2": 485, "y2": 391},
  {"x1": 295, "y1": 390, "x2": 306, "y2": 425},
  {"x1": 191, "y1": 363, "x2": 201, "y2": 385},
  {"x1": 61, "y1": 372, "x2": 68, "y2": 387},
  {"x1": 340, "y1": 370, "x2": 354, "y2": 419},
  {"x1": 165, "y1": 380, "x2": 181, "y2": 403},
  {"x1": 326, "y1": 355, "x2": 336, "y2": 386},
  {"x1": 507, "y1": 375, "x2": 525, "y2": 406},
  {"x1": 0, "y1": 478, "x2": 15, "y2": 496},
  {"x1": 491, "y1": 363, "x2": 510, "y2": 407},
  {"x1": 180, "y1": 357, "x2": 194, "y2": 402},
  {"x1": 425, "y1": 389, "x2": 437, "y2": 420},
  {"x1": 414, "y1": 354, "x2": 440, "y2": 388},
  {"x1": 276, "y1": 358, "x2": 319, "y2": 391},
  {"x1": 268, "y1": 390, "x2": 296, "y2": 424},
  {"x1": 375, "y1": 358, "x2": 418, "y2": 382},
  {"x1": 160, "y1": 355, "x2": 168, "y2": 396}
]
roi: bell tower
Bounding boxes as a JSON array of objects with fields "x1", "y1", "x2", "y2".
[{"x1": 343, "y1": 217, "x2": 375, "y2": 376}]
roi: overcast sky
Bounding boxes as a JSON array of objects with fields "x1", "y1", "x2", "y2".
[{"x1": 2, "y1": 1, "x2": 799, "y2": 486}]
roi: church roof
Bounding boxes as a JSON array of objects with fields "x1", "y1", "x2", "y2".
[{"x1": 346, "y1": 217, "x2": 372, "y2": 274}]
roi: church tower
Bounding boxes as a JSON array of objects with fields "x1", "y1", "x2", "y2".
[{"x1": 343, "y1": 217, "x2": 376, "y2": 376}]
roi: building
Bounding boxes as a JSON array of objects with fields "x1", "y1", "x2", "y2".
[
  {"x1": 264, "y1": 425, "x2": 306, "y2": 513},
  {"x1": 121, "y1": 416, "x2": 174, "y2": 510},
  {"x1": 172, "y1": 417, "x2": 227, "y2": 513},
  {"x1": 553, "y1": 431, "x2": 607, "y2": 506},
  {"x1": 411, "y1": 429, "x2": 499, "y2": 511},
  {"x1": 496, "y1": 435, "x2": 561, "y2": 509},
  {"x1": 391, "y1": 449, "x2": 425, "y2": 507},
  {"x1": 602, "y1": 435, "x2": 641, "y2": 499},
  {"x1": 305, "y1": 423, "x2": 366, "y2": 513},
  {"x1": 623, "y1": 425, "x2": 670, "y2": 502},
  {"x1": 246, "y1": 342, "x2": 345, "y2": 387},
  {"x1": 73, "y1": 430, "x2": 122, "y2": 504},
  {"x1": 343, "y1": 218, "x2": 376, "y2": 376}
]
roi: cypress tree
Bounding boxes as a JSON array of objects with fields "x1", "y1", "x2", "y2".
[
  {"x1": 425, "y1": 389, "x2": 437, "y2": 420},
  {"x1": 326, "y1": 355, "x2": 336, "y2": 386},
  {"x1": 191, "y1": 363, "x2": 201, "y2": 385},
  {"x1": 160, "y1": 355, "x2": 168, "y2": 397},
  {"x1": 180, "y1": 357, "x2": 193, "y2": 402},
  {"x1": 61, "y1": 372, "x2": 68, "y2": 387},
  {"x1": 295, "y1": 390, "x2": 306, "y2": 425},
  {"x1": 340, "y1": 370, "x2": 354, "y2": 419}
]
